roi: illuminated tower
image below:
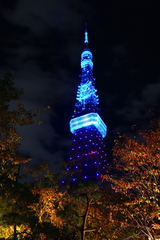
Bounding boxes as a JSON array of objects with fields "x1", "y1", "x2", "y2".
[{"x1": 64, "y1": 26, "x2": 107, "y2": 184}]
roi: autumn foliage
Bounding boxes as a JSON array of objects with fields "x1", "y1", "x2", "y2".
[
  {"x1": 31, "y1": 187, "x2": 64, "y2": 228},
  {"x1": 102, "y1": 118, "x2": 160, "y2": 240}
]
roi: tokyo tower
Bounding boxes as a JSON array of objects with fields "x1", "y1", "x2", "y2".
[{"x1": 63, "y1": 25, "x2": 107, "y2": 184}]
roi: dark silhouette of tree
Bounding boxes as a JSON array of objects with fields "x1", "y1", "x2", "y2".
[{"x1": 0, "y1": 71, "x2": 39, "y2": 181}]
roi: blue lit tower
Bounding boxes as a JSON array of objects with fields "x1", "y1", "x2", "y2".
[{"x1": 65, "y1": 26, "x2": 107, "y2": 183}]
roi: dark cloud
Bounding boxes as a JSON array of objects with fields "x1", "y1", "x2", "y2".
[
  {"x1": 1, "y1": 0, "x2": 95, "y2": 40},
  {"x1": 2, "y1": 0, "x2": 81, "y2": 33},
  {"x1": 115, "y1": 81, "x2": 160, "y2": 127},
  {"x1": 0, "y1": 0, "x2": 94, "y2": 169}
]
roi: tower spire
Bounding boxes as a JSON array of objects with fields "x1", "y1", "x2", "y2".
[
  {"x1": 81, "y1": 24, "x2": 93, "y2": 71},
  {"x1": 84, "y1": 23, "x2": 89, "y2": 47}
]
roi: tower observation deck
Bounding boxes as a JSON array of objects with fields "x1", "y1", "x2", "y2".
[{"x1": 63, "y1": 25, "x2": 108, "y2": 184}]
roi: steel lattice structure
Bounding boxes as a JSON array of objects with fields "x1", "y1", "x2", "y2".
[{"x1": 63, "y1": 25, "x2": 108, "y2": 184}]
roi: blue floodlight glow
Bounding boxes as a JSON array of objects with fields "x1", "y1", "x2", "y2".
[
  {"x1": 70, "y1": 113, "x2": 107, "y2": 138},
  {"x1": 84, "y1": 31, "x2": 88, "y2": 44},
  {"x1": 81, "y1": 50, "x2": 93, "y2": 69},
  {"x1": 81, "y1": 50, "x2": 92, "y2": 60},
  {"x1": 76, "y1": 81, "x2": 98, "y2": 104}
]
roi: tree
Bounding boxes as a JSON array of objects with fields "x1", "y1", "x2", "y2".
[
  {"x1": 0, "y1": 71, "x2": 39, "y2": 180},
  {"x1": 102, "y1": 118, "x2": 160, "y2": 240},
  {"x1": 0, "y1": 71, "x2": 49, "y2": 239},
  {"x1": 24, "y1": 160, "x2": 63, "y2": 239},
  {"x1": 58, "y1": 181, "x2": 137, "y2": 240},
  {"x1": 57, "y1": 181, "x2": 108, "y2": 240},
  {"x1": 30, "y1": 164, "x2": 64, "y2": 230},
  {"x1": 90, "y1": 182, "x2": 139, "y2": 240},
  {"x1": 0, "y1": 179, "x2": 38, "y2": 240}
]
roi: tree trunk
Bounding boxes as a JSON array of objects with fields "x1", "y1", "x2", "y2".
[
  {"x1": 13, "y1": 223, "x2": 18, "y2": 239},
  {"x1": 81, "y1": 230, "x2": 85, "y2": 240},
  {"x1": 80, "y1": 197, "x2": 92, "y2": 240}
]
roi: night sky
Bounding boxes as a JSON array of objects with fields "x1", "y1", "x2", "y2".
[{"x1": 0, "y1": 1, "x2": 160, "y2": 171}]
